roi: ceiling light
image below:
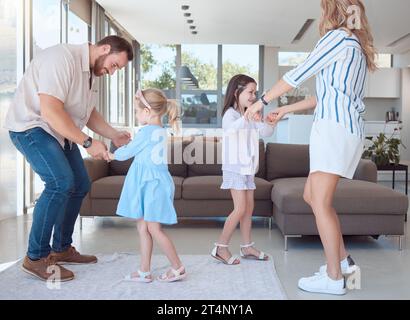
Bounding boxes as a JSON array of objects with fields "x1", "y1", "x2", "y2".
[
  {"x1": 187, "y1": 19, "x2": 194, "y2": 24},
  {"x1": 189, "y1": 26, "x2": 196, "y2": 30},
  {"x1": 192, "y1": 31, "x2": 198, "y2": 35},
  {"x1": 181, "y1": 5, "x2": 189, "y2": 10},
  {"x1": 184, "y1": 13, "x2": 191, "y2": 17}
]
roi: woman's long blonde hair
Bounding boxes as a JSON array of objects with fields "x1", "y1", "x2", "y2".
[
  {"x1": 319, "y1": 0, "x2": 377, "y2": 72},
  {"x1": 135, "y1": 88, "x2": 180, "y2": 134}
]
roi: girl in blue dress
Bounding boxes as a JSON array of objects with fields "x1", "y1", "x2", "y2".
[{"x1": 107, "y1": 88, "x2": 186, "y2": 283}]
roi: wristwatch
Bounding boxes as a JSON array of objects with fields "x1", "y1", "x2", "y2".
[
  {"x1": 82, "y1": 136, "x2": 93, "y2": 149},
  {"x1": 260, "y1": 94, "x2": 269, "y2": 106}
]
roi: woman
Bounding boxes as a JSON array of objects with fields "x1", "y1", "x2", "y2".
[{"x1": 245, "y1": 0, "x2": 376, "y2": 295}]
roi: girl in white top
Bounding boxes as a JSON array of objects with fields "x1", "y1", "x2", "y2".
[
  {"x1": 245, "y1": 0, "x2": 377, "y2": 295},
  {"x1": 211, "y1": 74, "x2": 275, "y2": 265}
]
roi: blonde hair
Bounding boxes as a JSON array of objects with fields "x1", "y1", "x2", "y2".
[
  {"x1": 319, "y1": 0, "x2": 377, "y2": 72},
  {"x1": 135, "y1": 88, "x2": 180, "y2": 134}
]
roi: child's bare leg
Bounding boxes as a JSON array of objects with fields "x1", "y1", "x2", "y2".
[
  {"x1": 131, "y1": 219, "x2": 153, "y2": 280},
  {"x1": 146, "y1": 221, "x2": 184, "y2": 277},
  {"x1": 239, "y1": 190, "x2": 266, "y2": 258},
  {"x1": 217, "y1": 190, "x2": 247, "y2": 262}
]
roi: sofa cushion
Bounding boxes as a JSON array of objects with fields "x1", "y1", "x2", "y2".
[
  {"x1": 91, "y1": 176, "x2": 184, "y2": 200},
  {"x1": 182, "y1": 176, "x2": 273, "y2": 200},
  {"x1": 108, "y1": 140, "x2": 188, "y2": 177},
  {"x1": 266, "y1": 143, "x2": 310, "y2": 180},
  {"x1": 271, "y1": 177, "x2": 408, "y2": 215},
  {"x1": 186, "y1": 138, "x2": 266, "y2": 178}
]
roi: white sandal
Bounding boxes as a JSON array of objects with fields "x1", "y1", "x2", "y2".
[
  {"x1": 123, "y1": 270, "x2": 153, "y2": 283},
  {"x1": 240, "y1": 242, "x2": 269, "y2": 261},
  {"x1": 157, "y1": 266, "x2": 187, "y2": 283},
  {"x1": 211, "y1": 243, "x2": 240, "y2": 265}
]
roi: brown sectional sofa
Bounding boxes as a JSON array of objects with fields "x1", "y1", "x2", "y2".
[{"x1": 80, "y1": 138, "x2": 408, "y2": 250}]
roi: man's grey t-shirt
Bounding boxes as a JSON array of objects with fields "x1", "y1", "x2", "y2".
[{"x1": 4, "y1": 43, "x2": 98, "y2": 147}]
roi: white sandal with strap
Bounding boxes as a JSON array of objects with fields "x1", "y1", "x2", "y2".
[
  {"x1": 240, "y1": 242, "x2": 269, "y2": 261},
  {"x1": 124, "y1": 270, "x2": 153, "y2": 283},
  {"x1": 157, "y1": 266, "x2": 187, "y2": 283},
  {"x1": 211, "y1": 243, "x2": 240, "y2": 265}
]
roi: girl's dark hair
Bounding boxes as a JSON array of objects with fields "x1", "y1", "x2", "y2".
[
  {"x1": 222, "y1": 74, "x2": 257, "y2": 116},
  {"x1": 97, "y1": 35, "x2": 134, "y2": 61}
]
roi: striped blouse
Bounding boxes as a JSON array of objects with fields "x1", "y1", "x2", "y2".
[{"x1": 283, "y1": 29, "x2": 368, "y2": 139}]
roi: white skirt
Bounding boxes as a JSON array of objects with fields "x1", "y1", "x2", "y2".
[
  {"x1": 309, "y1": 119, "x2": 364, "y2": 179},
  {"x1": 221, "y1": 170, "x2": 256, "y2": 190}
]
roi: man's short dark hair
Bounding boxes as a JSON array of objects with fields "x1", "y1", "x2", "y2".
[{"x1": 97, "y1": 35, "x2": 134, "y2": 61}]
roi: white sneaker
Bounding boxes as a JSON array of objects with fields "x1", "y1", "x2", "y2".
[
  {"x1": 316, "y1": 255, "x2": 358, "y2": 276},
  {"x1": 298, "y1": 273, "x2": 346, "y2": 295}
]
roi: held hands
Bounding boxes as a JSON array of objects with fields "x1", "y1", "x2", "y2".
[
  {"x1": 103, "y1": 151, "x2": 115, "y2": 162},
  {"x1": 244, "y1": 100, "x2": 264, "y2": 121},
  {"x1": 112, "y1": 130, "x2": 131, "y2": 148},
  {"x1": 265, "y1": 107, "x2": 288, "y2": 126},
  {"x1": 86, "y1": 140, "x2": 109, "y2": 161}
]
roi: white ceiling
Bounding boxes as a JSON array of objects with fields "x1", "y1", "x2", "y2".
[{"x1": 97, "y1": 0, "x2": 410, "y2": 54}]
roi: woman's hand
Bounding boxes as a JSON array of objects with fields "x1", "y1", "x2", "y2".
[
  {"x1": 265, "y1": 107, "x2": 289, "y2": 126},
  {"x1": 244, "y1": 100, "x2": 264, "y2": 121},
  {"x1": 253, "y1": 111, "x2": 263, "y2": 122}
]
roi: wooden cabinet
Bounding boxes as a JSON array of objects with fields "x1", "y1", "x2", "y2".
[{"x1": 365, "y1": 68, "x2": 401, "y2": 98}]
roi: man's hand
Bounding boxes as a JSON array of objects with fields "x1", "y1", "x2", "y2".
[
  {"x1": 86, "y1": 140, "x2": 108, "y2": 160},
  {"x1": 112, "y1": 130, "x2": 131, "y2": 148}
]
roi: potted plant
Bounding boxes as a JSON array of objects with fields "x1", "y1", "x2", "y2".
[{"x1": 362, "y1": 123, "x2": 406, "y2": 166}]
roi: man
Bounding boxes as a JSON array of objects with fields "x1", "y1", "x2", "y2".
[{"x1": 4, "y1": 35, "x2": 133, "y2": 282}]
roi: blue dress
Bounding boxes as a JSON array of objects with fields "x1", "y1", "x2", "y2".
[{"x1": 114, "y1": 125, "x2": 177, "y2": 225}]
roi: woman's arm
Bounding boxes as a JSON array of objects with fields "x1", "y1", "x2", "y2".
[
  {"x1": 267, "y1": 97, "x2": 317, "y2": 125},
  {"x1": 245, "y1": 30, "x2": 346, "y2": 120},
  {"x1": 244, "y1": 80, "x2": 293, "y2": 120}
]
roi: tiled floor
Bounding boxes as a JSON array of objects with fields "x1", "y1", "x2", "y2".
[{"x1": 0, "y1": 182, "x2": 409, "y2": 300}]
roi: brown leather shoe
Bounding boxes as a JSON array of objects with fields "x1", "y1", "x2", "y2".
[
  {"x1": 50, "y1": 246, "x2": 97, "y2": 265},
  {"x1": 21, "y1": 255, "x2": 74, "y2": 282}
]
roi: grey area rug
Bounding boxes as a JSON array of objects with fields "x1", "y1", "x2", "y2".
[{"x1": 0, "y1": 253, "x2": 287, "y2": 300}]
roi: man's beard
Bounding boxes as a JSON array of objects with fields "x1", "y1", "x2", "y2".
[{"x1": 93, "y1": 54, "x2": 109, "y2": 76}]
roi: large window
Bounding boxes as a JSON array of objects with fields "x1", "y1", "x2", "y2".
[
  {"x1": 68, "y1": 10, "x2": 89, "y2": 44},
  {"x1": 376, "y1": 54, "x2": 393, "y2": 68},
  {"x1": 181, "y1": 45, "x2": 218, "y2": 126},
  {"x1": 222, "y1": 45, "x2": 259, "y2": 90},
  {"x1": 0, "y1": 0, "x2": 17, "y2": 219},
  {"x1": 279, "y1": 52, "x2": 310, "y2": 66},
  {"x1": 32, "y1": 0, "x2": 61, "y2": 57},
  {"x1": 105, "y1": 24, "x2": 125, "y2": 125},
  {"x1": 140, "y1": 44, "x2": 177, "y2": 95}
]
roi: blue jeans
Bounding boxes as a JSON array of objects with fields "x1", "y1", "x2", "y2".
[{"x1": 9, "y1": 127, "x2": 91, "y2": 260}]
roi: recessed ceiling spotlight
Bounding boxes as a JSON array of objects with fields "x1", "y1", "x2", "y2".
[
  {"x1": 184, "y1": 13, "x2": 191, "y2": 17},
  {"x1": 181, "y1": 5, "x2": 189, "y2": 10},
  {"x1": 189, "y1": 26, "x2": 196, "y2": 30},
  {"x1": 187, "y1": 19, "x2": 194, "y2": 24},
  {"x1": 192, "y1": 31, "x2": 198, "y2": 35}
]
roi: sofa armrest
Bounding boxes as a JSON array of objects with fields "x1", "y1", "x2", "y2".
[
  {"x1": 353, "y1": 159, "x2": 377, "y2": 183},
  {"x1": 83, "y1": 157, "x2": 109, "y2": 182}
]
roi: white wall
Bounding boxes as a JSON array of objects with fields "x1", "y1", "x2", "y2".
[
  {"x1": 394, "y1": 52, "x2": 410, "y2": 68},
  {"x1": 402, "y1": 68, "x2": 410, "y2": 162},
  {"x1": 363, "y1": 98, "x2": 402, "y2": 121},
  {"x1": 262, "y1": 46, "x2": 280, "y2": 143}
]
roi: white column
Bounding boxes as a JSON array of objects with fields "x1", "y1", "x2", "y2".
[
  {"x1": 262, "y1": 47, "x2": 279, "y2": 143},
  {"x1": 401, "y1": 68, "x2": 410, "y2": 162}
]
